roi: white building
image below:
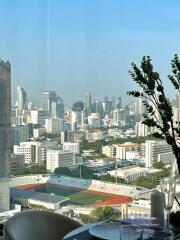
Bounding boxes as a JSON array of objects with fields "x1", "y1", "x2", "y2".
[
  {"x1": 45, "y1": 118, "x2": 64, "y2": 133},
  {"x1": 47, "y1": 150, "x2": 75, "y2": 172},
  {"x1": 114, "y1": 142, "x2": 140, "y2": 160},
  {"x1": 142, "y1": 140, "x2": 175, "y2": 168},
  {"x1": 31, "y1": 110, "x2": 50, "y2": 125},
  {"x1": 88, "y1": 113, "x2": 101, "y2": 128},
  {"x1": 126, "y1": 151, "x2": 140, "y2": 160},
  {"x1": 112, "y1": 109, "x2": 125, "y2": 127},
  {"x1": 85, "y1": 129, "x2": 103, "y2": 141},
  {"x1": 108, "y1": 166, "x2": 147, "y2": 182},
  {"x1": 16, "y1": 86, "x2": 27, "y2": 112},
  {"x1": 63, "y1": 142, "x2": 80, "y2": 154},
  {"x1": 13, "y1": 141, "x2": 42, "y2": 164},
  {"x1": 71, "y1": 111, "x2": 85, "y2": 130}
]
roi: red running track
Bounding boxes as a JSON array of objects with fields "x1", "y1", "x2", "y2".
[{"x1": 15, "y1": 183, "x2": 133, "y2": 206}]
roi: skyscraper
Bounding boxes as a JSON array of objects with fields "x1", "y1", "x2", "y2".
[
  {"x1": 84, "y1": 92, "x2": 92, "y2": 117},
  {"x1": 0, "y1": 59, "x2": 11, "y2": 176},
  {"x1": 16, "y1": 86, "x2": 27, "y2": 111},
  {"x1": 41, "y1": 91, "x2": 57, "y2": 112},
  {"x1": 51, "y1": 96, "x2": 64, "y2": 119}
]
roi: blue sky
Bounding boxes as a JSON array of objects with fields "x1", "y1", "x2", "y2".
[{"x1": 0, "y1": 0, "x2": 180, "y2": 105}]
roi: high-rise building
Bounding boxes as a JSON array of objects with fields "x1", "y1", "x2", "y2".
[
  {"x1": 45, "y1": 118, "x2": 64, "y2": 133},
  {"x1": 112, "y1": 97, "x2": 122, "y2": 110},
  {"x1": 113, "y1": 109, "x2": 125, "y2": 127},
  {"x1": 84, "y1": 92, "x2": 92, "y2": 117},
  {"x1": 0, "y1": 59, "x2": 11, "y2": 176},
  {"x1": 17, "y1": 86, "x2": 27, "y2": 112},
  {"x1": 41, "y1": 91, "x2": 57, "y2": 112},
  {"x1": 51, "y1": 97, "x2": 64, "y2": 119},
  {"x1": 12, "y1": 124, "x2": 33, "y2": 144}
]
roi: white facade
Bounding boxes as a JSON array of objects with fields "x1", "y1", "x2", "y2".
[
  {"x1": 144, "y1": 140, "x2": 174, "y2": 168},
  {"x1": 115, "y1": 142, "x2": 140, "y2": 159},
  {"x1": 126, "y1": 151, "x2": 140, "y2": 160},
  {"x1": 112, "y1": 109, "x2": 125, "y2": 127},
  {"x1": 63, "y1": 142, "x2": 80, "y2": 154},
  {"x1": 46, "y1": 150, "x2": 75, "y2": 172},
  {"x1": 85, "y1": 130, "x2": 103, "y2": 141},
  {"x1": 108, "y1": 166, "x2": 146, "y2": 182},
  {"x1": 135, "y1": 122, "x2": 149, "y2": 137},
  {"x1": 71, "y1": 111, "x2": 85, "y2": 129},
  {"x1": 31, "y1": 110, "x2": 50, "y2": 125},
  {"x1": 17, "y1": 86, "x2": 26, "y2": 112},
  {"x1": 88, "y1": 113, "x2": 101, "y2": 128},
  {"x1": 13, "y1": 141, "x2": 42, "y2": 164},
  {"x1": 45, "y1": 118, "x2": 64, "y2": 133}
]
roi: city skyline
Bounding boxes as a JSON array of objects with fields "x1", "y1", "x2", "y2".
[{"x1": 0, "y1": 0, "x2": 180, "y2": 104}]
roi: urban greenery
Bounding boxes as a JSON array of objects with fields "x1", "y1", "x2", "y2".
[
  {"x1": 54, "y1": 166, "x2": 98, "y2": 179},
  {"x1": 135, "y1": 167, "x2": 170, "y2": 189},
  {"x1": 99, "y1": 173, "x2": 128, "y2": 184},
  {"x1": 78, "y1": 206, "x2": 117, "y2": 224},
  {"x1": 128, "y1": 55, "x2": 180, "y2": 173},
  {"x1": 13, "y1": 165, "x2": 48, "y2": 176}
]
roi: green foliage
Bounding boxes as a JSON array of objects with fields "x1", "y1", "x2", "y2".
[
  {"x1": 128, "y1": 55, "x2": 180, "y2": 173},
  {"x1": 54, "y1": 166, "x2": 97, "y2": 179},
  {"x1": 28, "y1": 203, "x2": 54, "y2": 212},
  {"x1": 90, "y1": 206, "x2": 113, "y2": 222},
  {"x1": 79, "y1": 214, "x2": 91, "y2": 224},
  {"x1": 80, "y1": 140, "x2": 104, "y2": 154},
  {"x1": 54, "y1": 167, "x2": 72, "y2": 176},
  {"x1": 14, "y1": 165, "x2": 48, "y2": 176},
  {"x1": 152, "y1": 161, "x2": 164, "y2": 169},
  {"x1": 135, "y1": 176, "x2": 157, "y2": 189},
  {"x1": 135, "y1": 167, "x2": 170, "y2": 189},
  {"x1": 99, "y1": 173, "x2": 127, "y2": 184},
  {"x1": 40, "y1": 132, "x2": 60, "y2": 139}
]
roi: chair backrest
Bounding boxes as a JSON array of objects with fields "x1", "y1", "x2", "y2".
[{"x1": 3, "y1": 210, "x2": 82, "y2": 240}]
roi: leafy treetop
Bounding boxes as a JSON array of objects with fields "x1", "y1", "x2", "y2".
[{"x1": 127, "y1": 55, "x2": 180, "y2": 173}]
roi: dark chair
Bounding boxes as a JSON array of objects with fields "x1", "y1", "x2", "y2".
[{"x1": 3, "y1": 210, "x2": 82, "y2": 240}]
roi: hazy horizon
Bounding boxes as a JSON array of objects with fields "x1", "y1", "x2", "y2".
[{"x1": 1, "y1": 0, "x2": 180, "y2": 105}]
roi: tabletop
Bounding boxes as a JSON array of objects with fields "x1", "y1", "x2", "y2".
[{"x1": 63, "y1": 219, "x2": 180, "y2": 240}]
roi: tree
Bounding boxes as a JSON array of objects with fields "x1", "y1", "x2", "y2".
[
  {"x1": 152, "y1": 161, "x2": 165, "y2": 169},
  {"x1": 90, "y1": 206, "x2": 113, "y2": 222},
  {"x1": 54, "y1": 167, "x2": 72, "y2": 176},
  {"x1": 128, "y1": 55, "x2": 180, "y2": 173}
]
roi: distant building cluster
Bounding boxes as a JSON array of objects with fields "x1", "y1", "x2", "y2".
[{"x1": 9, "y1": 85, "x2": 179, "y2": 174}]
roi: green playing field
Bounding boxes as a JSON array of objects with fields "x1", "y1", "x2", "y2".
[{"x1": 35, "y1": 185, "x2": 111, "y2": 205}]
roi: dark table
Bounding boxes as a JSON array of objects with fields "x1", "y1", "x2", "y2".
[{"x1": 63, "y1": 219, "x2": 180, "y2": 240}]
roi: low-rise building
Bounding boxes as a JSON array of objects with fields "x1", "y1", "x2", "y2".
[
  {"x1": 114, "y1": 142, "x2": 140, "y2": 160},
  {"x1": 63, "y1": 142, "x2": 80, "y2": 154},
  {"x1": 46, "y1": 149, "x2": 75, "y2": 172},
  {"x1": 85, "y1": 129, "x2": 103, "y2": 141},
  {"x1": 108, "y1": 166, "x2": 147, "y2": 182},
  {"x1": 102, "y1": 145, "x2": 116, "y2": 157},
  {"x1": 11, "y1": 154, "x2": 24, "y2": 174},
  {"x1": 13, "y1": 141, "x2": 42, "y2": 164}
]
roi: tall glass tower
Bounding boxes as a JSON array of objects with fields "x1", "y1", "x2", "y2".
[{"x1": 0, "y1": 59, "x2": 11, "y2": 176}]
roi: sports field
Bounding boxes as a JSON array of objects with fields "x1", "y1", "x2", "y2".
[
  {"x1": 35, "y1": 185, "x2": 111, "y2": 205},
  {"x1": 17, "y1": 183, "x2": 133, "y2": 206}
]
